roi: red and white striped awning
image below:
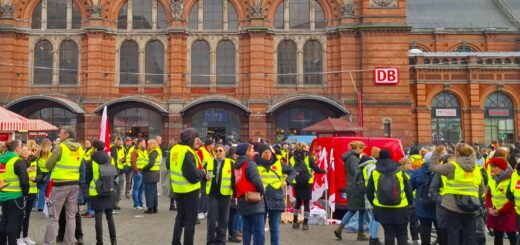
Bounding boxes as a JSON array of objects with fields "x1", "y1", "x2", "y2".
[
  {"x1": 0, "y1": 107, "x2": 28, "y2": 132},
  {"x1": 27, "y1": 119, "x2": 58, "y2": 132}
]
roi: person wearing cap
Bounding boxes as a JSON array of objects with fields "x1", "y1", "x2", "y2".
[
  {"x1": 197, "y1": 139, "x2": 215, "y2": 220},
  {"x1": 170, "y1": 128, "x2": 207, "y2": 245},
  {"x1": 485, "y1": 157, "x2": 516, "y2": 245},
  {"x1": 122, "y1": 137, "x2": 134, "y2": 199},
  {"x1": 255, "y1": 143, "x2": 295, "y2": 245}
]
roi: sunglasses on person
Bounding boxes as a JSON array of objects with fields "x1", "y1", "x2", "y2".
[{"x1": 216, "y1": 149, "x2": 225, "y2": 153}]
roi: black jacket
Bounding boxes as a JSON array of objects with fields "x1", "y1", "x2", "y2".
[
  {"x1": 87, "y1": 151, "x2": 116, "y2": 211},
  {"x1": 234, "y1": 156, "x2": 265, "y2": 216},
  {"x1": 342, "y1": 150, "x2": 365, "y2": 211},
  {"x1": 173, "y1": 143, "x2": 205, "y2": 196},
  {"x1": 206, "y1": 158, "x2": 236, "y2": 197},
  {"x1": 142, "y1": 149, "x2": 160, "y2": 183}
]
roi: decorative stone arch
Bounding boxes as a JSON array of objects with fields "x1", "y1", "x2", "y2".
[
  {"x1": 6, "y1": 95, "x2": 85, "y2": 114},
  {"x1": 414, "y1": 43, "x2": 431, "y2": 52},
  {"x1": 480, "y1": 88, "x2": 520, "y2": 109},
  {"x1": 449, "y1": 42, "x2": 481, "y2": 52},
  {"x1": 107, "y1": 0, "x2": 128, "y2": 22},
  {"x1": 180, "y1": 95, "x2": 251, "y2": 115},
  {"x1": 266, "y1": 0, "x2": 335, "y2": 26},
  {"x1": 266, "y1": 94, "x2": 348, "y2": 115},
  {"x1": 19, "y1": 0, "x2": 89, "y2": 23},
  {"x1": 93, "y1": 96, "x2": 169, "y2": 114},
  {"x1": 425, "y1": 86, "x2": 470, "y2": 109}
]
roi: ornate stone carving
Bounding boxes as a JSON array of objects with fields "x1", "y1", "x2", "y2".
[
  {"x1": 170, "y1": 0, "x2": 183, "y2": 20},
  {"x1": 370, "y1": 0, "x2": 397, "y2": 8},
  {"x1": 0, "y1": 4, "x2": 15, "y2": 19},
  {"x1": 88, "y1": 4, "x2": 104, "y2": 19},
  {"x1": 341, "y1": 2, "x2": 355, "y2": 17},
  {"x1": 249, "y1": 2, "x2": 264, "y2": 19}
]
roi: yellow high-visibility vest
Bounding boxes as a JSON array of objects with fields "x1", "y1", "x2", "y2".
[
  {"x1": 372, "y1": 169, "x2": 409, "y2": 208},
  {"x1": 441, "y1": 161, "x2": 482, "y2": 198},
  {"x1": 37, "y1": 153, "x2": 51, "y2": 173},
  {"x1": 0, "y1": 157, "x2": 22, "y2": 193},
  {"x1": 149, "y1": 148, "x2": 162, "y2": 171},
  {"x1": 125, "y1": 147, "x2": 135, "y2": 167},
  {"x1": 205, "y1": 158, "x2": 233, "y2": 196},
  {"x1": 116, "y1": 147, "x2": 126, "y2": 170},
  {"x1": 258, "y1": 160, "x2": 283, "y2": 189},
  {"x1": 509, "y1": 171, "x2": 520, "y2": 214},
  {"x1": 289, "y1": 156, "x2": 314, "y2": 184},
  {"x1": 488, "y1": 176, "x2": 510, "y2": 210},
  {"x1": 170, "y1": 144, "x2": 200, "y2": 193},
  {"x1": 362, "y1": 159, "x2": 377, "y2": 187},
  {"x1": 136, "y1": 149, "x2": 149, "y2": 170},
  {"x1": 50, "y1": 144, "x2": 84, "y2": 182},
  {"x1": 28, "y1": 160, "x2": 37, "y2": 194}
]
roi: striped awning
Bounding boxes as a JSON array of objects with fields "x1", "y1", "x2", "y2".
[
  {"x1": 0, "y1": 107, "x2": 28, "y2": 132},
  {"x1": 27, "y1": 119, "x2": 58, "y2": 132}
]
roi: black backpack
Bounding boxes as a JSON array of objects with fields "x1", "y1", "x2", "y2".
[
  {"x1": 376, "y1": 169, "x2": 404, "y2": 206},
  {"x1": 294, "y1": 159, "x2": 311, "y2": 184},
  {"x1": 418, "y1": 172, "x2": 436, "y2": 209},
  {"x1": 353, "y1": 166, "x2": 367, "y2": 194},
  {"x1": 95, "y1": 163, "x2": 118, "y2": 196}
]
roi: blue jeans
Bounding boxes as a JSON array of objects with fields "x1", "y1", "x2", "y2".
[
  {"x1": 232, "y1": 212, "x2": 243, "y2": 233},
  {"x1": 367, "y1": 210, "x2": 381, "y2": 239},
  {"x1": 37, "y1": 177, "x2": 49, "y2": 210},
  {"x1": 243, "y1": 213, "x2": 265, "y2": 245},
  {"x1": 144, "y1": 182, "x2": 158, "y2": 210},
  {"x1": 341, "y1": 210, "x2": 365, "y2": 231},
  {"x1": 265, "y1": 210, "x2": 282, "y2": 245},
  {"x1": 86, "y1": 199, "x2": 95, "y2": 215},
  {"x1": 132, "y1": 173, "x2": 144, "y2": 207}
]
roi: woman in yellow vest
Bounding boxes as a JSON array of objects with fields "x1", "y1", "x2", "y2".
[
  {"x1": 18, "y1": 145, "x2": 38, "y2": 245},
  {"x1": 485, "y1": 157, "x2": 516, "y2": 245},
  {"x1": 130, "y1": 138, "x2": 148, "y2": 210},
  {"x1": 87, "y1": 140, "x2": 117, "y2": 245},
  {"x1": 82, "y1": 138, "x2": 95, "y2": 217},
  {"x1": 35, "y1": 139, "x2": 52, "y2": 211},
  {"x1": 142, "y1": 139, "x2": 161, "y2": 214}
]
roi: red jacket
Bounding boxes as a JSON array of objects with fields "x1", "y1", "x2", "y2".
[{"x1": 486, "y1": 178, "x2": 517, "y2": 232}]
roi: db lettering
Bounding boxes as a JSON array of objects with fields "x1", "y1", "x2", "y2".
[{"x1": 374, "y1": 68, "x2": 399, "y2": 85}]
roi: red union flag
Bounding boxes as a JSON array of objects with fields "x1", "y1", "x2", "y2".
[
  {"x1": 374, "y1": 67, "x2": 399, "y2": 85},
  {"x1": 99, "y1": 106, "x2": 111, "y2": 152},
  {"x1": 312, "y1": 148, "x2": 328, "y2": 202}
]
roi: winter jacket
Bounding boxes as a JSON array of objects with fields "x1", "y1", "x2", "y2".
[
  {"x1": 87, "y1": 151, "x2": 116, "y2": 211},
  {"x1": 486, "y1": 167, "x2": 516, "y2": 232},
  {"x1": 342, "y1": 150, "x2": 365, "y2": 211},
  {"x1": 234, "y1": 155, "x2": 265, "y2": 216},
  {"x1": 367, "y1": 158, "x2": 413, "y2": 225},
  {"x1": 411, "y1": 163, "x2": 436, "y2": 220},
  {"x1": 256, "y1": 156, "x2": 295, "y2": 212},
  {"x1": 142, "y1": 149, "x2": 160, "y2": 183},
  {"x1": 429, "y1": 150, "x2": 486, "y2": 214}
]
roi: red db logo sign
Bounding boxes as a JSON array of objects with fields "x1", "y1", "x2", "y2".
[{"x1": 374, "y1": 68, "x2": 399, "y2": 85}]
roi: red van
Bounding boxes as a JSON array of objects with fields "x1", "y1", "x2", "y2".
[{"x1": 310, "y1": 136, "x2": 405, "y2": 212}]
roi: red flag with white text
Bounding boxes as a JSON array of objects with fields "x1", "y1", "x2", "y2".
[{"x1": 99, "y1": 106, "x2": 110, "y2": 152}]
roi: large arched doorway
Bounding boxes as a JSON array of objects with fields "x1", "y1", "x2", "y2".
[
  {"x1": 431, "y1": 92, "x2": 461, "y2": 144},
  {"x1": 484, "y1": 92, "x2": 515, "y2": 144}
]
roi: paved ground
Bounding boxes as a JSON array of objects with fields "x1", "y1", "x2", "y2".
[{"x1": 26, "y1": 196, "x2": 495, "y2": 245}]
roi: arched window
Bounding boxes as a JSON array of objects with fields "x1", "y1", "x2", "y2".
[
  {"x1": 454, "y1": 45, "x2": 475, "y2": 52},
  {"x1": 34, "y1": 40, "x2": 53, "y2": 85},
  {"x1": 117, "y1": 2, "x2": 128, "y2": 29},
  {"x1": 191, "y1": 40, "x2": 210, "y2": 85},
  {"x1": 119, "y1": 40, "x2": 139, "y2": 85},
  {"x1": 485, "y1": 92, "x2": 515, "y2": 143},
  {"x1": 274, "y1": 2, "x2": 284, "y2": 29},
  {"x1": 431, "y1": 92, "x2": 461, "y2": 144},
  {"x1": 303, "y1": 40, "x2": 322, "y2": 84},
  {"x1": 71, "y1": 1, "x2": 81, "y2": 29},
  {"x1": 191, "y1": 108, "x2": 241, "y2": 143},
  {"x1": 29, "y1": 107, "x2": 77, "y2": 130},
  {"x1": 204, "y1": 0, "x2": 224, "y2": 29},
  {"x1": 216, "y1": 41, "x2": 235, "y2": 85},
  {"x1": 59, "y1": 41, "x2": 79, "y2": 85},
  {"x1": 315, "y1": 2, "x2": 325, "y2": 29},
  {"x1": 145, "y1": 40, "x2": 164, "y2": 85},
  {"x1": 290, "y1": 0, "x2": 310, "y2": 29},
  {"x1": 47, "y1": 0, "x2": 67, "y2": 29},
  {"x1": 189, "y1": 0, "x2": 238, "y2": 30},
  {"x1": 133, "y1": 0, "x2": 153, "y2": 29},
  {"x1": 113, "y1": 107, "x2": 162, "y2": 139},
  {"x1": 32, "y1": 2, "x2": 42, "y2": 29},
  {"x1": 118, "y1": 0, "x2": 168, "y2": 30},
  {"x1": 228, "y1": 3, "x2": 238, "y2": 30},
  {"x1": 276, "y1": 0, "x2": 325, "y2": 30},
  {"x1": 32, "y1": 0, "x2": 82, "y2": 29},
  {"x1": 277, "y1": 40, "x2": 297, "y2": 85},
  {"x1": 188, "y1": 2, "x2": 199, "y2": 29}
]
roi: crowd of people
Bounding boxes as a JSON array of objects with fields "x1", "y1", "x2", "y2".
[{"x1": 1, "y1": 125, "x2": 520, "y2": 245}]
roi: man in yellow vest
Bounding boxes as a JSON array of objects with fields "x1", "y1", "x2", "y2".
[
  {"x1": 122, "y1": 137, "x2": 134, "y2": 199},
  {"x1": 143, "y1": 139, "x2": 162, "y2": 214},
  {"x1": 130, "y1": 138, "x2": 148, "y2": 210},
  {"x1": 0, "y1": 140, "x2": 30, "y2": 245},
  {"x1": 110, "y1": 136, "x2": 124, "y2": 210},
  {"x1": 197, "y1": 139, "x2": 215, "y2": 221},
  {"x1": 170, "y1": 128, "x2": 207, "y2": 245},
  {"x1": 43, "y1": 126, "x2": 85, "y2": 245}
]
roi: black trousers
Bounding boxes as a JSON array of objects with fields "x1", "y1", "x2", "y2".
[
  {"x1": 144, "y1": 182, "x2": 158, "y2": 210},
  {"x1": 439, "y1": 207, "x2": 477, "y2": 245},
  {"x1": 0, "y1": 197, "x2": 24, "y2": 245},
  {"x1": 294, "y1": 198, "x2": 310, "y2": 220},
  {"x1": 21, "y1": 195, "x2": 36, "y2": 238},
  {"x1": 228, "y1": 207, "x2": 237, "y2": 236},
  {"x1": 418, "y1": 217, "x2": 438, "y2": 245},
  {"x1": 94, "y1": 209, "x2": 116, "y2": 244},
  {"x1": 172, "y1": 191, "x2": 199, "y2": 245},
  {"x1": 409, "y1": 208, "x2": 420, "y2": 241},
  {"x1": 207, "y1": 195, "x2": 231, "y2": 244},
  {"x1": 58, "y1": 205, "x2": 83, "y2": 239},
  {"x1": 494, "y1": 231, "x2": 516, "y2": 245},
  {"x1": 382, "y1": 223, "x2": 408, "y2": 245}
]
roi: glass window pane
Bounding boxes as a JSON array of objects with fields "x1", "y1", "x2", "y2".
[
  {"x1": 59, "y1": 41, "x2": 79, "y2": 85},
  {"x1": 216, "y1": 41, "x2": 235, "y2": 85},
  {"x1": 47, "y1": 0, "x2": 67, "y2": 29},
  {"x1": 315, "y1": 1, "x2": 325, "y2": 29},
  {"x1": 189, "y1": 2, "x2": 198, "y2": 29},
  {"x1": 113, "y1": 107, "x2": 162, "y2": 139},
  {"x1": 204, "y1": 0, "x2": 223, "y2": 29},
  {"x1": 432, "y1": 92, "x2": 460, "y2": 108},
  {"x1": 133, "y1": 0, "x2": 153, "y2": 29},
  {"x1": 145, "y1": 40, "x2": 164, "y2": 84},
  {"x1": 120, "y1": 41, "x2": 139, "y2": 84},
  {"x1": 191, "y1": 41, "x2": 210, "y2": 84},
  {"x1": 191, "y1": 108, "x2": 241, "y2": 143},
  {"x1": 275, "y1": 2, "x2": 284, "y2": 29},
  {"x1": 34, "y1": 40, "x2": 53, "y2": 85},
  {"x1": 32, "y1": 2, "x2": 42, "y2": 29},
  {"x1": 303, "y1": 40, "x2": 322, "y2": 84},
  {"x1": 118, "y1": 2, "x2": 128, "y2": 29},
  {"x1": 29, "y1": 107, "x2": 76, "y2": 128},
  {"x1": 157, "y1": 1, "x2": 168, "y2": 29},
  {"x1": 71, "y1": 1, "x2": 81, "y2": 29},
  {"x1": 289, "y1": 0, "x2": 310, "y2": 29},
  {"x1": 277, "y1": 41, "x2": 297, "y2": 84},
  {"x1": 228, "y1": 2, "x2": 238, "y2": 30}
]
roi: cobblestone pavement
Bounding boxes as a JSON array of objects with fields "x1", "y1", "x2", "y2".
[{"x1": 26, "y1": 196, "x2": 495, "y2": 245}]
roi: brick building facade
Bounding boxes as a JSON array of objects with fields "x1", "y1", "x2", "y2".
[{"x1": 0, "y1": 0, "x2": 519, "y2": 146}]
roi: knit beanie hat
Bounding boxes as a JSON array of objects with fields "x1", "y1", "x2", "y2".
[
  {"x1": 490, "y1": 157, "x2": 508, "y2": 171},
  {"x1": 256, "y1": 144, "x2": 271, "y2": 156},
  {"x1": 236, "y1": 143, "x2": 250, "y2": 156},
  {"x1": 379, "y1": 149, "x2": 392, "y2": 159}
]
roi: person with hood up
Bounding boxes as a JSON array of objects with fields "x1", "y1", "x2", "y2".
[
  {"x1": 429, "y1": 144, "x2": 485, "y2": 245},
  {"x1": 43, "y1": 126, "x2": 85, "y2": 245},
  {"x1": 485, "y1": 157, "x2": 516, "y2": 245},
  {"x1": 334, "y1": 141, "x2": 368, "y2": 241},
  {"x1": 170, "y1": 128, "x2": 207, "y2": 245},
  {"x1": 0, "y1": 140, "x2": 30, "y2": 245},
  {"x1": 87, "y1": 140, "x2": 117, "y2": 245},
  {"x1": 367, "y1": 149, "x2": 413, "y2": 245},
  {"x1": 233, "y1": 143, "x2": 265, "y2": 245},
  {"x1": 255, "y1": 144, "x2": 295, "y2": 245}
]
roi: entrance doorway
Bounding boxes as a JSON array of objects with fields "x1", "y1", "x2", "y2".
[{"x1": 207, "y1": 127, "x2": 226, "y2": 143}]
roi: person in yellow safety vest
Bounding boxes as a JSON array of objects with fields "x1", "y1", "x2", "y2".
[
  {"x1": 142, "y1": 139, "x2": 162, "y2": 214},
  {"x1": 110, "y1": 137, "x2": 125, "y2": 210},
  {"x1": 130, "y1": 138, "x2": 148, "y2": 210},
  {"x1": 204, "y1": 144, "x2": 236, "y2": 245},
  {"x1": 507, "y1": 158, "x2": 520, "y2": 243},
  {"x1": 170, "y1": 128, "x2": 207, "y2": 245},
  {"x1": 366, "y1": 149, "x2": 414, "y2": 245},
  {"x1": 82, "y1": 139, "x2": 96, "y2": 217},
  {"x1": 0, "y1": 140, "x2": 30, "y2": 245},
  {"x1": 485, "y1": 157, "x2": 517, "y2": 244},
  {"x1": 35, "y1": 138, "x2": 53, "y2": 211},
  {"x1": 18, "y1": 145, "x2": 39, "y2": 245},
  {"x1": 290, "y1": 142, "x2": 326, "y2": 230},
  {"x1": 429, "y1": 144, "x2": 485, "y2": 245},
  {"x1": 122, "y1": 137, "x2": 134, "y2": 199},
  {"x1": 197, "y1": 139, "x2": 215, "y2": 221},
  {"x1": 43, "y1": 126, "x2": 85, "y2": 245},
  {"x1": 358, "y1": 147, "x2": 383, "y2": 244},
  {"x1": 86, "y1": 140, "x2": 117, "y2": 245},
  {"x1": 255, "y1": 143, "x2": 295, "y2": 244}
]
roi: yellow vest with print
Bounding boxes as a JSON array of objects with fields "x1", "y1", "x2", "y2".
[
  {"x1": 51, "y1": 144, "x2": 84, "y2": 182},
  {"x1": 116, "y1": 147, "x2": 126, "y2": 170},
  {"x1": 0, "y1": 157, "x2": 22, "y2": 193},
  {"x1": 199, "y1": 147, "x2": 214, "y2": 168},
  {"x1": 149, "y1": 148, "x2": 162, "y2": 171},
  {"x1": 289, "y1": 156, "x2": 314, "y2": 184},
  {"x1": 509, "y1": 171, "x2": 520, "y2": 214},
  {"x1": 125, "y1": 147, "x2": 135, "y2": 167},
  {"x1": 488, "y1": 176, "x2": 510, "y2": 210},
  {"x1": 170, "y1": 144, "x2": 201, "y2": 193},
  {"x1": 88, "y1": 160, "x2": 101, "y2": 197},
  {"x1": 440, "y1": 161, "x2": 482, "y2": 198},
  {"x1": 136, "y1": 149, "x2": 149, "y2": 169},
  {"x1": 372, "y1": 169, "x2": 409, "y2": 208},
  {"x1": 205, "y1": 158, "x2": 233, "y2": 196},
  {"x1": 28, "y1": 160, "x2": 37, "y2": 194},
  {"x1": 258, "y1": 160, "x2": 284, "y2": 189},
  {"x1": 37, "y1": 153, "x2": 51, "y2": 173}
]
